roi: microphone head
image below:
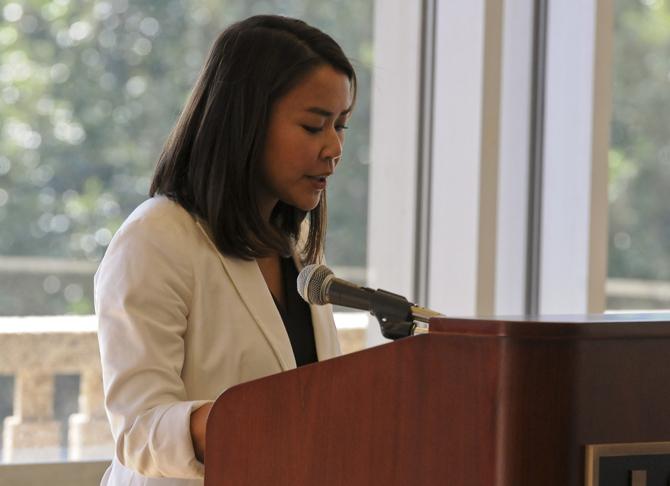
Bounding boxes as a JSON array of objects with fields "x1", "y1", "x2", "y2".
[{"x1": 297, "y1": 264, "x2": 334, "y2": 305}]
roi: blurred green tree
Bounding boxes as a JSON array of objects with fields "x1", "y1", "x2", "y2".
[
  {"x1": 608, "y1": 0, "x2": 670, "y2": 308},
  {"x1": 0, "y1": 0, "x2": 372, "y2": 315}
]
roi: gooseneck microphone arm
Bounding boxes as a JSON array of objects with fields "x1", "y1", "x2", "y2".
[
  {"x1": 324, "y1": 277, "x2": 375, "y2": 312},
  {"x1": 297, "y1": 264, "x2": 444, "y2": 340}
]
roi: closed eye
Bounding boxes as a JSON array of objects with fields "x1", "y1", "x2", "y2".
[
  {"x1": 302, "y1": 125, "x2": 349, "y2": 134},
  {"x1": 302, "y1": 125, "x2": 322, "y2": 134}
]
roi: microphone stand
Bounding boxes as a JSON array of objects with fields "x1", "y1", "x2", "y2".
[{"x1": 369, "y1": 290, "x2": 442, "y2": 340}]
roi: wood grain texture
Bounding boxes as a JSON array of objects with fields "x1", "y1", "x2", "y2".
[{"x1": 205, "y1": 315, "x2": 670, "y2": 486}]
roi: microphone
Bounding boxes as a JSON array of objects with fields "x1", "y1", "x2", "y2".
[{"x1": 297, "y1": 264, "x2": 444, "y2": 339}]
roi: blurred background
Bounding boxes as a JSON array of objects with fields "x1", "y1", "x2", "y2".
[
  {"x1": 0, "y1": 0, "x2": 372, "y2": 316},
  {"x1": 0, "y1": 0, "x2": 372, "y2": 466},
  {"x1": 607, "y1": 0, "x2": 670, "y2": 309}
]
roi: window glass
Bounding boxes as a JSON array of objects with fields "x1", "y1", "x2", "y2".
[
  {"x1": 607, "y1": 0, "x2": 670, "y2": 310},
  {"x1": 0, "y1": 0, "x2": 372, "y2": 463}
]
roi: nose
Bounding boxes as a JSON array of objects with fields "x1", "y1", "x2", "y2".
[
  {"x1": 320, "y1": 127, "x2": 343, "y2": 166},
  {"x1": 323, "y1": 156, "x2": 339, "y2": 174}
]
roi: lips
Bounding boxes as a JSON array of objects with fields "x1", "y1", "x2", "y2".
[{"x1": 306, "y1": 175, "x2": 327, "y2": 189}]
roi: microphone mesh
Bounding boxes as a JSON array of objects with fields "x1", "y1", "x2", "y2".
[{"x1": 297, "y1": 264, "x2": 333, "y2": 305}]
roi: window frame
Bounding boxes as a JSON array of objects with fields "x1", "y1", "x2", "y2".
[{"x1": 367, "y1": 0, "x2": 614, "y2": 348}]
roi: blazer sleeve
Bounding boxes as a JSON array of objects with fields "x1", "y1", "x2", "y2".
[{"x1": 95, "y1": 215, "x2": 211, "y2": 479}]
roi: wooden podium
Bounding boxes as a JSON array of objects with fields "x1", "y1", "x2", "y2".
[{"x1": 204, "y1": 314, "x2": 670, "y2": 485}]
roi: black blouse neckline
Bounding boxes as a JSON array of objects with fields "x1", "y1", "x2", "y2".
[{"x1": 271, "y1": 256, "x2": 318, "y2": 367}]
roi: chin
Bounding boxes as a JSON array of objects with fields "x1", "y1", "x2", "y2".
[
  {"x1": 296, "y1": 201, "x2": 320, "y2": 212},
  {"x1": 286, "y1": 194, "x2": 322, "y2": 212}
]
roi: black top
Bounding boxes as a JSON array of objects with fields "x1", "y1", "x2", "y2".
[{"x1": 271, "y1": 256, "x2": 318, "y2": 367}]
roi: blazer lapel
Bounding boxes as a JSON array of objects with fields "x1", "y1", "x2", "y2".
[{"x1": 196, "y1": 222, "x2": 296, "y2": 371}]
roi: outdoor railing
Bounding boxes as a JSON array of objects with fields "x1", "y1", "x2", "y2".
[
  {"x1": 0, "y1": 316, "x2": 111, "y2": 463},
  {"x1": 0, "y1": 313, "x2": 368, "y2": 464}
]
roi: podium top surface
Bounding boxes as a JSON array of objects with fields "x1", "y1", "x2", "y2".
[{"x1": 429, "y1": 312, "x2": 670, "y2": 339}]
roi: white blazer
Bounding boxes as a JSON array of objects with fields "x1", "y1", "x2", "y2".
[{"x1": 95, "y1": 196, "x2": 341, "y2": 486}]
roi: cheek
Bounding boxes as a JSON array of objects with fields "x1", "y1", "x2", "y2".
[
  {"x1": 262, "y1": 128, "x2": 318, "y2": 184},
  {"x1": 261, "y1": 153, "x2": 303, "y2": 193},
  {"x1": 277, "y1": 144, "x2": 315, "y2": 173}
]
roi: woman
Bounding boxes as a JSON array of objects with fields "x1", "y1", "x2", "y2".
[{"x1": 95, "y1": 14, "x2": 356, "y2": 485}]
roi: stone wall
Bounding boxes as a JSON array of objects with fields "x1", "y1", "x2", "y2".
[
  {"x1": 0, "y1": 316, "x2": 111, "y2": 462},
  {"x1": 0, "y1": 314, "x2": 368, "y2": 463}
]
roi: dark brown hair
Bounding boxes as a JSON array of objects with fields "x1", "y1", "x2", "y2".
[{"x1": 150, "y1": 15, "x2": 356, "y2": 264}]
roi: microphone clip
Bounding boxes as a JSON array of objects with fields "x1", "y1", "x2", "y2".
[{"x1": 369, "y1": 289, "x2": 416, "y2": 340}]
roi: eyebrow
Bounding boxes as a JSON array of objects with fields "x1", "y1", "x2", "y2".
[{"x1": 305, "y1": 106, "x2": 352, "y2": 117}]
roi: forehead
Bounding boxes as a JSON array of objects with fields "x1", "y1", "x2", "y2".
[{"x1": 276, "y1": 65, "x2": 353, "y2": 116}]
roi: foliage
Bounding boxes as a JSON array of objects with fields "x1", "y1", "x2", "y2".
[
  {"x1": 609, "y1": 0, "x2": 670, "y2": 284},
  {"x1": 4, "y1": 0, "x2": 667, "y2": 315},
  {"x1": 0, "y1": 0, "x2": 372, "y2": 315}
]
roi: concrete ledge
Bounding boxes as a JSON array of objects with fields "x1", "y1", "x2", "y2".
[{"x1": 0, "y1": 460, "x2": 110, "y2": 486}]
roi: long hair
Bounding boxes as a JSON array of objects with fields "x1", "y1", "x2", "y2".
[{"x1": 150, "y1": 15, "x2": 357, "y2": 264}]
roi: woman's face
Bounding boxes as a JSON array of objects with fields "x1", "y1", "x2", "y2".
[{"x1": 259, "y1": 64, "x2": 353, "y2": 217}]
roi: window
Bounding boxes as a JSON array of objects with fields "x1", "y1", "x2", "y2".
[
  {"x1": 0, "y1": 0, "x2": 372, "y2": 464},
  {"x1": 607, "y1": 0, "x2": 670, "y2": 310}
]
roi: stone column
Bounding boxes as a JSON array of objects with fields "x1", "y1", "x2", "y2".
[
  {"x1": 2, "y1": 369, "x2": 62, "y2": 462},
  {"x1": 68, "y1": 368, "x2": 114, "y2": 460}
]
